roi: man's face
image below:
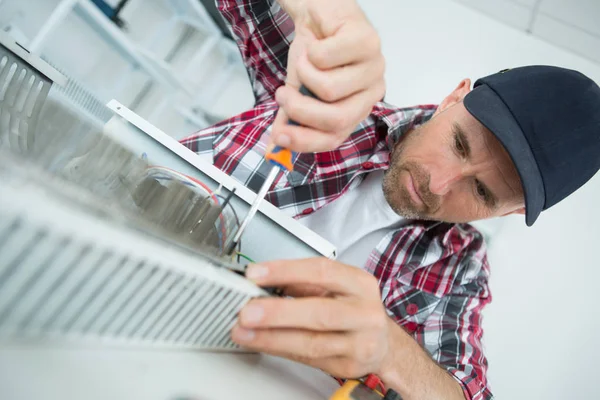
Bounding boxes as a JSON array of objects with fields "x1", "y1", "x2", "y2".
[{"x1": 383, "y1": 80, "x2": 525, "y2": 223}]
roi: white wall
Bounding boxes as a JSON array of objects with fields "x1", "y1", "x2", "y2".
[
  {"x1": 454, "y1": 0, "x2": 600, "y2": 65},
  {"x1": 356, "y1": 0, "x2": 600, "y2": 398}
]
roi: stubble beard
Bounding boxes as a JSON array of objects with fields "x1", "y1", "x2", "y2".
[{"x1": 382, "y1": 130, "x2": 440, "y2": 220}]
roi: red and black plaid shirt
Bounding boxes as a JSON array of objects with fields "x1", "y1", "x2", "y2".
[{"x1": 180, "y1": 1, "x2": 494, "y2": 398}]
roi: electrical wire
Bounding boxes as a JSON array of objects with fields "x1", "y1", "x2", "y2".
[
  {"x1": 214, "y1": 189, "x2": 236, "y2": 251},
  {"x1": 236, "y1": 252, "x2": 255, "y2": 264},
  {"x1": 146, "y1": 166, "x2": 235, "y2": 250},
  {"x1": 148, "y1": 168, "x2": 228, "y2": 246},
  {"x1": 147, "y1": 166, "x2": 219, "y2": 204},
  {"x1": 235, "y1": 239, "x2": 242, "y2": 264},
  {"x1": 216, "y1": 193, "x2": 243, "y2": 258}
]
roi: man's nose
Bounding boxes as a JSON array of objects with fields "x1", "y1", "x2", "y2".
[{"x1": 429, "y1": 167, "x2": 463, "y2": 196}]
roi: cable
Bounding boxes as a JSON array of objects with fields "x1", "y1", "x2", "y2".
[
  {"x1": 146, "y1": 166, "x2": 232, "y2": 249},
  {"x1": 149, "y1": 170, "x2": 228, "y2": 246},
  {"x1": 235, "y1": 238, "x2": 242, "y2": 264},
  {"x1": 147, "y1": 166, "x2": 219, "y2": 204},
  {"x1": 216, "y1": 192, "x2": 242, "y2": 257},
  {"x1": 215, "y1": 188, "x2": 236, "y2": 250},
  {"x1": 236, "y1": 252, "x2": 255, "y2": 264}
]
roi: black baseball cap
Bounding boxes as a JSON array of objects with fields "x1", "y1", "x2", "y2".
[{"x1": 463, "y1": 66, "x2": 600, "y2": 226}]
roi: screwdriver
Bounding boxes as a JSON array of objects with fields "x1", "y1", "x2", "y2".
[{"x1": 225, "y1": 85, "x2": 317, "y2": 255}]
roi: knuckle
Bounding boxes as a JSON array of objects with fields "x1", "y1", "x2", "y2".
[
  {"x1": 311, "y1": 49, "x2": 329, "y2": 69},
  {"x1": 306, "y1": 334, "x2": 328, "y2": 358},
  {"x1": 262, "y1": 300, "x2": 279, "y2": 323},
  {"x1": 246, "y1": 329, "x2": 267, "y2": 348},
  {"x1": 362, "y1": 30, "x2": 381, "y2": 54},
  {"x1": 369, "y1": 26, "x2": 382, "y2": 48},
  {"x1": 375, "y1": 56, "x2": 386, "y2": 77},
  {"x1": 284, "y1": 100, "x2": 301, "y2": 119},
  {"x1": 360, "y1": 338, "x2": 380, "y2": 361},
  {"x1": 350, "y1": 338, "x2": 376, "y2": 364},
  {"x1": 274, "y1": 85, "x2": 286, "y2": 99},
  {"x1": 313, "y1": 306, "x2": 333, "y2": 330},
  {"x1": 359, "y1": 303, "x2": 387, "y2": 331},
  {"x1": 319, "y1": 82, "x2": 339, "y2": 103},
  {"x1": 314, "y1": 258, "x2": 332, "y2": 281},
  {"x1": 371, "y1": 84, "x2": 386, "y2": 104},
  {"x1": 372, "y1": 34, "x2": 382, "y2": 53},
  {"x1": 361, "y1": 271, "x2": 380, "y2": 291}
]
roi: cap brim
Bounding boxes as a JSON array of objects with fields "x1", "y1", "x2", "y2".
[{"x1": 464, "y1": 85, "x2": 545, "y2": 226}]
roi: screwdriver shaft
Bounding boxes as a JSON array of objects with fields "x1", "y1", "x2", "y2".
[
  {"x1": 225, "y1": 85, "x2": 317, "y2": 256},
  {"x1": 230, "y1": 166, "x2": 279, "y2": 246}
]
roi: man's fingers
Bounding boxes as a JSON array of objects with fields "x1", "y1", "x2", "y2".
[
  {"x1": 283, "y1": 283, "x2": 330, "y2": 298},
  {"x1": 271, "y1": 102, "x2": 346, "y2": 153},
  {"x1": 245, "y1": 258, "x2": 376, "y2": 296},
  {"x1": 237, "y1": 297, "x2": 376, "y2": 331},
  {"x1": 231, "y1": 325, "x2": 350, "y2": 360},
  {"x1": 275, "y1": 85, "x2": 366, "y2": 132},
  {"x1": 297, "y1": 54, "x2": 385, "y2": 102},
  {"x1": 231, "y1": 323, "x2": 380, "y2": 379},
  {"x1": 271, "y1": 82, "x2": 385, "y2": 153},
  {"x1": 308, "y1": 25, "x2": 382, "y2": 70},
  {"x1": 272, "y1": 123, "x2": 342, "y2": 153}
]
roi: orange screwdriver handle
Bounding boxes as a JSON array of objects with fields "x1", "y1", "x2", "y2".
[
  {"x1": 266, "y1": 85, "x2": 317, "y2": 171},
  {"x1": 265, "y1": 146, "x2": 295, "y2": 171}
]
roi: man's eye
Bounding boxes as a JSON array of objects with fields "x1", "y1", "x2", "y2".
[
  {"x1": 454, "y1": 134, "x2": 466, "y2": 156},
  {"x1": 475, "y1": 180, "x2": 488, "y2": 200}
]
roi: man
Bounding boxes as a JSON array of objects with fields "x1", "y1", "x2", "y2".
[{"x1": 181, "y1": 1, "x2": 600, "y2": 399}]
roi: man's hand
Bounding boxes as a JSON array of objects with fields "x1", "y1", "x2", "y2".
[
  {"x1": 272, "y1": 0, "x2": 386, "y2": 153},
  {"x1": 230, "y1": 258, "x2": 468, "y2": 400},
  {"x1": 231, "y1": 258, "x2": 392, "y2": 378}
]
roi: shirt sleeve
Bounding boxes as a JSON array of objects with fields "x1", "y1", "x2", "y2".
[
  {"x1": 426, "y1": 255, "x2": 494, "y2": 400},
  {"x1": 217, "y1": 0, "x2": 294, "y2": 104},
  {"x1": 382, "y1": 226, "x2": 494, "y2": 400}
]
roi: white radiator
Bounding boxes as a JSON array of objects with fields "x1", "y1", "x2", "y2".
[{"x1": 0, "y1": 29, "x2": 266, "y2": 353}]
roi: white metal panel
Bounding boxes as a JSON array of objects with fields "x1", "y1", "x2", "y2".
[
  {"x1": 0, "y1": 154, "x2": 265, "y2": 351},
  {"x1": 106, "y1": 100, "x2": 338, "y2": 261}
]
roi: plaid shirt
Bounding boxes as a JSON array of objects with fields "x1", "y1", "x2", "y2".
[{"x1": 180, "y1": 1, "x2": 493, "y2": 399}]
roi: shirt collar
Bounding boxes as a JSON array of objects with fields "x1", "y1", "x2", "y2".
[{"x1": 371, "y1": 102, "x2": 438, "y2": 152}]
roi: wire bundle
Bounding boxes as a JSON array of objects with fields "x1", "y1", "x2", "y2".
[{"x1": 139, "y1": 166, "x2": 241, "y2": 257}]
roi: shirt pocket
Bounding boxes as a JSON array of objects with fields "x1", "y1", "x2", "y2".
[{"x1": 383, "y1": 283, "x2": 443, "y2": 334}]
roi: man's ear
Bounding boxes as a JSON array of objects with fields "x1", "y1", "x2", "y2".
[{"x1": 434, "y1": 79, "x2": 472, "y2": 116}]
